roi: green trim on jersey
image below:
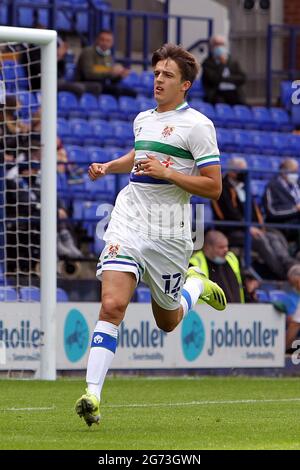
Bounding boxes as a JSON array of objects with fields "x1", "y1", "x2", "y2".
[
  {"x1": 195, "y1": 154, "x2": 220, "y2": 163},
  {"x1": 135, "y1": 140, "x2": 194, "y2": 160}
]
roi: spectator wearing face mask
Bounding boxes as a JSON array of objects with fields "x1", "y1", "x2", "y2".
[
  {"x1": 202, "y1": 35, "x2": 246, "y2": 105},
  {"x1": 189, "y1": 230, "x2": 245, "y2": 303},
  {"x1": 75, "y1": 29, "x2": 137, "y2": 97},
  {"x1": 264, "y1": 158, "x2": 300, "y2": 247},
  {"x1": 211, "y1": 157, "x2": 295, "y2": 280}
]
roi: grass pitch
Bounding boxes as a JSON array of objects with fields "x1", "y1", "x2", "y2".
[{"x1": 0, "y1": 376, "x2": 300, "y2": 450}]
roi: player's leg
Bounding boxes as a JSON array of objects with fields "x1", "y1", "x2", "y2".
[
  {"x1": 75, "y1": 270, "x2": 136, "y2": 426},
  {"x1": 144, "y1": 239, "x2": 226, "y2": 333}
]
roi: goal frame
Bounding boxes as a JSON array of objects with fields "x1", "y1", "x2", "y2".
[{"x1": 0, "y1": 26, "x2": 57, "y2": 380}]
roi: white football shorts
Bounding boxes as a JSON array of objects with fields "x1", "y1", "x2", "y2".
[{"x1": 96, "y1": 220, "x2": 193, "y2": 310}]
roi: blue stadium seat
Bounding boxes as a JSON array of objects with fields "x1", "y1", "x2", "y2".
[
  {"x1": 280, "y1": 81, "x2": 293, "y2": 110},
  {"x1": 58, "y1": 91, "x2": 79, "y2": 118},
  {"x1": 57, "y1": 173, "x2": 69, "y2": 192},
  {"x1": 215, "y1": 103, "x2": 239, "y2": 128},
  {"x1": 73, "y1": 199, "x2": 85, "y2": 220},
  {"x1": 136, "y1": 71, "x2": 154, "y2": 95},
  {"x1": 20, "y1": 287, "x2": 40, "y2": 301},
  {"x1": 216, "y1": 128, "x2": 234, "y2": 152},
  {"x1": 252, "y1": 131, "x2": 275, "y2": 155},
  {"x1": 0, "y1": 287, "x2": 18, "y2": 301},
  {"x1": 17, "y1": 91, "x2": 40, "y2": 119},
  {"x1": 271, "y1": 133, "x2": 290, "y2": 156},
  {"x1": 98, "y1": 94, "x2": 120, "y2": 120},
  {"x1": 119, "y1": 96, "x2": 140, "y2": 120},
  {"x1": 270, "y1": 107, "x2": 293, "y2": 132},
  {"x1": 15, "y1": 65, "x2": 29, "y2": 90},
  {"x1": 68, "y1": 118, "x2": 93, "y2": 145},
  {"x1": 291, "y1": 105, "x2": 300, "y2": 128},
  {"x1": 83, "y1": 201, "x2": 100, "y2": 221},
  {"x1": 136, "y1": 286, "x2": 151, "y2": 303},
  {"x1": 193, "y1": 101, "x2": 216, "y2": 121},
  {"x1": 65, "y1": 145, "x2": 87, "y2": 163},
  {"x1": 88, "y1": 119, "x2": 115, "y2": 146},
  {"x1": 269, "y1": 289, "x2": 296, "y2": 314},
  {"x1": 252, "y1": 106, "x2": 274, "y2": 131},
  {"x1": 251, "y1": 179, "x2": 267, "y2": 202},
  {"x1": 57, "y1": 117, "x2": 71, "y2": 140},
  {"x1": 86, "y1": 146, "x2": 110, "y2": 163},
  {"x1": 288, "y1": 134, "x2": 300, "y2": 156},
  {"x1": 57, "y1": 288, "x2": 69, "y2": 302},
  {"x1": 255, "y1": 289, "x2": 270, "y2": 303},
  {"x1": 0, "y1": 4, "x2": 8, "y2": 25},
  {"x1": 233, "y1": 105, "x2": 256, "y2": 129},
  {"x1": 136, "y1": 96, "x2": 156, "y2": 112},
  {"x1": 121, "y1": 71, "x2": 140, "y2": 90},
  {"x1": 79, "y1": 93, "x2": 102, "y2": 119},
  {"x1": 111, "y1": 121, "x2": 134, "y2": 147},
  {"x1": 188, "y1": 79, "x2": 204, "y2": 99},
  {"x1": 84, "y1": 174, "x2": 116, "y2": 201}
]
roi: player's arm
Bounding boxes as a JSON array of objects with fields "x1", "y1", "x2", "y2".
[
  {"x1": 165, "y1": 164, "x2": 222, "y2": 200},
  {"x1": 88, "y1": 149, "x2": 135, "y2": 180},
  {"x1": 135, "y1": 156, "x2": 221, "y2": 200}
]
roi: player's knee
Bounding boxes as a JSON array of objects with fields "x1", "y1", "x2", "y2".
[{"x1": 100, "y1": 296, "x2": 127, "y2": 323}]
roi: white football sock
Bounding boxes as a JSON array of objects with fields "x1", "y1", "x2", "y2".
[
  {"x1": 86, "y1": 320, "x2": 118, "y2": 401},
  {"x1": 180, "y1": 277, "x2": 204, "y2": 315}
]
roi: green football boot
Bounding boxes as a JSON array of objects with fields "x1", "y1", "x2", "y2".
[{"x1": 186, "y1": 266, "x2": 227, "y2": 311}]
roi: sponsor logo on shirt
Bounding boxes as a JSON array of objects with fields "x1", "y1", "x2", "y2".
[{"x1": 161, "y1": 125, "x2": 175, "y2": 139}]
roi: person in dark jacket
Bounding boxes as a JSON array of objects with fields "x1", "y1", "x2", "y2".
[
  {"x1": 211, "y1": 157, "x2": 295, "y2": 280},
  {"x1": 202, "y1": 35, "x2": 246, "y2": 105},
  {"x1": 264, "y1": 158, "x2": 300, "y2": 245},
  {"x1": 75, "y1": 29, "x2": 136, "y2": 97}
]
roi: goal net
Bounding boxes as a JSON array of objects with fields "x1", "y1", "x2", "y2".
[{"x1": 0, "y1": 26, "x2": 57, "y2": 379}]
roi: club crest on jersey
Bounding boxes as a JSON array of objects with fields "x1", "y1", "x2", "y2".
[
  {"x1": 161, "y1": 125, "x2": 175, "y2": 139},
  {"x1": 107, "y1": 243, "x2": 120, "y2": 258}
]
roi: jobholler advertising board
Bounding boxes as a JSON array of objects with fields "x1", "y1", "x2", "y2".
[{"x1": 0, "y1": 303, "x2": 285, "y2": 370}]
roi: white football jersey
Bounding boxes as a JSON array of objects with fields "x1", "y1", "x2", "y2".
[{"x1": 108, "y1": 101, "x2": 220, "y2": 240}]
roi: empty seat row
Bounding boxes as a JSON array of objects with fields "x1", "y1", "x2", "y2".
[
  {"x1": 0, "y1": 286, "x2": 69, "y2": 302},
  {"x1": 58, "y1": 92, "x2": 156, "y2": 120},
  {"x1": 216, "y1": 128, "x2": 300, "y2": 156},
  {"x1": 58, "y1": 118, "x2": 134, "y2": 146},
  {"x1": 191, "y1": 101, "x2": 294, "y2": 132}
]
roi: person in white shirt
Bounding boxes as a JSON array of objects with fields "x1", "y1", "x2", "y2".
[{"x1": 75, "y1": 43, "x2": 227, "y2": 427}]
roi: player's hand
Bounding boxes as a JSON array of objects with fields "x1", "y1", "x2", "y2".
[
  {"x1": 88, "y1": 162, "x2": 108, "y2": 181},
  {"x1": 134, "y1": 154, "x2": 171, "y2": 179}
]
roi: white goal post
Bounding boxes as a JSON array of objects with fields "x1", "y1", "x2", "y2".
[{"x1": 0, "y1": 26, "x2": 57, "y2": 380}]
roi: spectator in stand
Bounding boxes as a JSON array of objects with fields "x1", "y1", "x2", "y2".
[
  {"x1": 264, "y1": 158, "x2": 300, "y2": 248},
  {"x1": 202, "y1": 35, "x2": 246, "y2": 105},
  {"x1": 189, "y1": 230, "x2": 245, "y2": 303},
  {"x1": 243, "y1": 270, "x2": 260, "y2": 303},
  {"x1": 75, "y1": 29, "x2": 137, "y2": 97},
  {"x1": 212, "y1": 157, "x2": 295, "y2": 280}
]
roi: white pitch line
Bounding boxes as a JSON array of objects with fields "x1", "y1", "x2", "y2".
[
  {"x1": 1, "y1": 405, "x2": 55, "y2": 412},
  {"x1": 105, "y1": 397, "x2": 300, "y2": 409}
]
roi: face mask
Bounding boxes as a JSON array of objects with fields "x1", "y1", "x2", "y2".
[
  {"x1": 236, "y1": 172, "x2": 246, "y2": 183},
  {"x1": 286, "y1": 173, "x2": 299, "y2": 185},
  {"x1": 212, "y1": 256, "x2": 227, "y2": 265},
  {"x1": 96, "y1": 46, "x2": 111, "y2": 57},
  {"x1": 213, "y1": 46, "x2": 228, "y2": 59}
]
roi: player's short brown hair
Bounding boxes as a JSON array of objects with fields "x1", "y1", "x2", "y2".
[{"x1": 152, "y1": 43, "x2": 200, "y2": 84}]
